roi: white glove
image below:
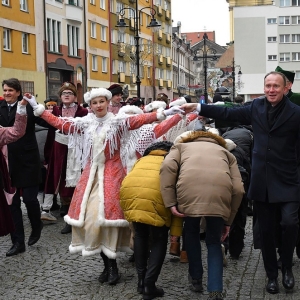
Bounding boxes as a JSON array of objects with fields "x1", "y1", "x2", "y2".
[
  {"x1": 23, "y1": 94, "x2": 38, "y2": 110},
  {"x1": 214, "y1": 101, "x2": 224, "y2": 105},
  {"x1": 164, "y1": 106, "x2": 184, "y2": 116}
]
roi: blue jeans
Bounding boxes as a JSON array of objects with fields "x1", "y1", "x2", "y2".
[{"x1": 184, "y1": 216, "x2": 224, "y2": 292}]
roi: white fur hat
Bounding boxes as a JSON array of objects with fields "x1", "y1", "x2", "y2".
[
  {"x1": 169, "y1": 97, "x2": 187, "y2": 107},
  {"x1": 84, "y1": 88, "x2": 112, "y2": 105},
  {"x1": 144, "y1": 100, "x2": 166, "y2": 112},
  {"x1": 118, "y1": 105, "x2": 144, "y2": 115}
]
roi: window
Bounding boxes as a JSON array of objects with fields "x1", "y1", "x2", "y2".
[
  {"x1": 116, "y1": 2, "x2": 123, "y2": 13},
  {"x1": 22, "y1": 33, "x2": 28, "y2": 53},
  {"x1": 268, "y1": 55, "x2": 277, "y2": 60},
  {"x1": 291, "y1": 16, "x2": 300, "y2": 24},
  {"x1": 20, "y1": 81, "x2": 34, "y2": 94},
  {"x1": 68, "y1": 0, "x2": 78, "y2": 5},
  {"x1": 295, "y1": 71, "x2": 300, "y2": 79},
  {"x1": 166, "y1": 70, "x2": 171, "y2": 80},
  {"x1": 112, "y1": 60, "x2": 116, "y2": 74},
  {"x1": 101, "y1": 26, "x2": 106, "y2": 41},
  {"x1": 140, "y1": 12, "x2": 143, "y2": 26},
  {"x1": 279, "y1": 16, "x2": 290, "y2": 25},
  {"x1": 91, "y1": 22, "x2": 96, "y2": 38},
  {"x1": 130, "y1": 62, "x2": 136, "y2": 73},
  {"x1": 2, "y1": 0, "x2": 9, "y2": 5},
  {"x1": 267, "y1": 18, "x2": 277, "y2": 24},
  {"x1": 139, "y1": 65, "x2": 144, "y2": 78},
  {"x1": 280, "y1": 52, "x2": 290, "y2": 62},
  {"x1": 110, "y1": 0, "x2": 114, "y2": 12},
  {"x1": 47, "y1": 19, "x2": 61, "y2": 53},
  {"x1": 92, "y1": 55, "x2": 97, "y2": 71},
  {"x1": 90, "y1": 0, "x2": 95, "y2": 4},
  {"x1": 128, "y1": 9, "x2": 134, "y2": 19},
  {"x1": 119, "y1": 61, "x2": 125, "y2": 73},
  {"x1": 292, "y1": 52, "x2": 300, "y2": 60},
  {"x1": 280, "y1": 0, "x2": 291, "y2": 6},
  {"x1": 292, "y1": 34, "x2": 300, "y2": 42},
  {"x1": 268, "y1": 36, "x2": 277, "y2": 42},
  {"x1": 67, "y1": 25, "x2": 79, "y2": 56},
  {"x1": 292, "y1": 0, "x2": 300, "y2": 5},
  {"x1": 100, "y1": 0, "x2": 105, "y2": 9},
  {"x1": 20, "y1": 0, "x2": 27, "y2": 11},
  {"x1": 164, "y1": 0, "x2": 169, "y2": 10},
  {"x1": 156, "y1": 0, "x2": 162, "y2": 6},
  {"x1": 157, "y1": 68, "x2": 164, "y2": 79},
  {"x1": 3, "y1": 28, "x2": 11, "y2": 50},
  {"x1": 102, "y1": 57, "x2": 107, "y2": 72},
  {"x1": 147, "y1": 66, "x2": 151, "y2": 78},
  {"x1": 129, "y1": 35, "x2": 135, "y2": 45},
  {"x1": 280, "y1": 34, "x2": 290, "y2": 43}
]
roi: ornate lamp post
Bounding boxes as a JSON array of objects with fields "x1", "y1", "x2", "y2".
[
  {"x1": 226, "y1": 58, "x2": 242, "y2": 100},
  {"x1": 116, "y1": 0, "x2": 160, "y2": 99},
  {"x1": 193, "y1": 33, "x2": 217, "y2": 103}
]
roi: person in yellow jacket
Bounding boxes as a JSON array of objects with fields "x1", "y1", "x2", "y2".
[{"x1": 120, "y1": 141, "x2": 182, "y2": 300}]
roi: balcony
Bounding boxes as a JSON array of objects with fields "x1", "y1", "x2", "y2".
[{"x1": 65, "y1": 2, "x2": 83, "y2": 23}]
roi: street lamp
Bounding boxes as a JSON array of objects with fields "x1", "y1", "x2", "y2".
[
  {"x1": 116, "y1": 0, "x2": 161, "y2": 99},
  {"x1": 226, "y1": 58, "x2": 242, "y2": 100},
  {"x1": 193, "y1": 33, "x2": 217, "y2": 103}
]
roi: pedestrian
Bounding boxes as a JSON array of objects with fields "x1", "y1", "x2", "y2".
[
  {"x1": 107, "y1": 84, "x2": 124, "y2": 114},
  {"x1": 1, "y1": 78, "x2": 44, "y2": 256},
  {"x1": 44, "y1": 98, "x2": 57, "y2": 112},
  {"x1": 0, "y1": 98, "x2": 28, "y2": 238},
  {"x1": 23, "y1": 88, "x2": 182, "y2": 285},
  {"x1": 120, "y1": 141, "x2": 182, "y2": 300},
  {"x1": 160, "y1": 126, "x2": 244, "y2": 300},
  {"x1": 179, "y1": 71, "x2": 300, "y2": 294},
  {"x1": 41, "y1": 82, "x2": 88, "y2": 233}
]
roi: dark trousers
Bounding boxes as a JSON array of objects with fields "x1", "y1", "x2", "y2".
[
  {"x1": 133, "y1": 222, "x2": 169, "y2": 286},
  {"x1": 255, "y1": 201, "x2": 299, "y2": 279},
  {"x1": 10, "y1": 185, "x2": 40, "y2": 244}
]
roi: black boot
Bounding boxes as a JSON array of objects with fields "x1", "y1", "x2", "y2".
[
  {"x1": 143, "y1": 284, "x2": 164, "y2": 300},
  {"x1": 98, "y1": 252, "x2": 109, "y2": 283},
  {"x1": 50, "y1": 194, "x2": 60, "y2": 211},
  {"x1": 137, "y1": 275, "x2": 145, "y2": 294},
  {"x1": 61, "y1": 223, "x2": 72, "y2": 234},
  {"x1": 26, "y1": 201, "x2": 43, "y2": 246},
  {"x1": 107, "y1": 259, "x2": 121, "y2": 285}
]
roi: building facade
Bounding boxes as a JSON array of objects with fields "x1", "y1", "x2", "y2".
[
  {"x1": 234, "y1": 0, "x2": 300, "y2": 100},
  {"x1": 0, "y1": 0, "x2": 46, "y2": 101}
]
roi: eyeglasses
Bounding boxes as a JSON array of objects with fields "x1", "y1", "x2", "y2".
[{"x1": 61, "y1": 92, "x2": 74, "y2": 96}]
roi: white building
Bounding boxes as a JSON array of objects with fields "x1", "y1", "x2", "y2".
[{"x1": 234, "y1": 0, "x2": 300, "y2": 101}]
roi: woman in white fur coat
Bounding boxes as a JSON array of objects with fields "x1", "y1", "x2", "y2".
[{"x1": 23, "y1": 89, "x2": 182, "y2": 285}]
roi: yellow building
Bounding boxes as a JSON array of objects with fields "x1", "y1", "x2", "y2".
[
  {"x1": 0, "y1": 0, "x2": 46, "y2": 102},
  {"x1": 227, "y1": 0, "x2": 273, "y2": 42}
]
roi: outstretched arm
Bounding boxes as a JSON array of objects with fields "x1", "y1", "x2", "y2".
[{"x1": 0, "y1": 101, "x2": 28, "y2": 146}]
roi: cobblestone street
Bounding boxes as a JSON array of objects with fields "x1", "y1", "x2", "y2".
[{"x1": 1, "y1": 210, "x2": 300, "y2": 300}]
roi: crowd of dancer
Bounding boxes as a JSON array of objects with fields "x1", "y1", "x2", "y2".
[{"x1": 1, "y1": 65, "x2": 300, "y2": 300}]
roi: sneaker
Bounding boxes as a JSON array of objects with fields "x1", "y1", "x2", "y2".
[
  {"x1": 221, "y1": 244, "x2": 227, "y2": 267},
  {"x1": 41, "y1": 211, "x2": 57, "y2": 222}
]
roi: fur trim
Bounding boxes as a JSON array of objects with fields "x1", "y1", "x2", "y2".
[
  {"x1": 118, "y1": 105, "x2": 143, "y2": 116},
  {"x1": 169, "y1": 97, "x2": 187, "y2": 107},
  {"x1": 156, "y1": 108, "x2": 166, "y2": 121},
  {"x1": 69, "y1": 244, "x2": 85, "y2": 254},
  {"x1": 144, "y1": 101, "x2": 166, "y2": 112},
  {"x1": 84, "y1": 88, "x2": 112, "y2": 105},
  {"x1": 34, "y1": 104, "x2": 45, "y2": 116},
  {"x1": 224, "y1": 138, "x2": 237, "y2": 151},
  {"x1": 174, "y1": 130, "x2": 227, "y2": 149},
  {"x1": 207, "y1": 128, "x2": 220, "y2": 135}
]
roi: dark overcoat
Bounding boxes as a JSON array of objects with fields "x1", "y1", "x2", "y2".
[
  {"x1": 0, "y1": 101, "x2": 41, "y2": 187},
  {"x1": 201, "y1": 96, "x2": 300, "y2": 203}
]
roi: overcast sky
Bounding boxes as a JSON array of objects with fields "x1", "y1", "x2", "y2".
[{"x1": 171, "y1": 0, "x2": 230, "y2": 46}]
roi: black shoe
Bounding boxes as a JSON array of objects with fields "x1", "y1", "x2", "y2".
[
  {"x1": 137, "y1": 276, "x2": 144, "y2": 294},
  {"x1": 129, "y1": 253, "x2": 135, "y2": 262},
  {"x1": 28, "y1": 221, "x2": 43, "y2": 246},
  {"x1": 107, "y1": 259, "x2": 121, "y2": 285},
  {"x1": 6, "y1": 242, "x2": 26, "y2": 257},
  {"x1": 98, "y1": 268, "x2": 109, "y2": 283},
  {"x1": 143, "y1": 285, "x2": 164, "y2": 300},
  {"x1": 266, "y1": 278, "x2": 279, "y2": 294},
  {"x1": 61, "y1": 223, "x2": 72, "y2": 234},
  {"x1": 282, "y1": 268, "x2": 294, "y2": 290}
]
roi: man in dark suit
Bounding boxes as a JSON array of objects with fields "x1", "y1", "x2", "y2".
[
  {"x1": 180, "y1": 71, "x2": 300, "y2": 294},
  {"x1": 1, "y1": 78, "x2": 44, "y2": 256}
]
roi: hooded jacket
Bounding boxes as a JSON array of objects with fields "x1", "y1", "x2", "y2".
[
  {"x1": 160, "y1": 131, "x2": 244, "y2": 225},
  {"x1": 120, "y1": 149, "x2": 182, "y2": 236}
]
